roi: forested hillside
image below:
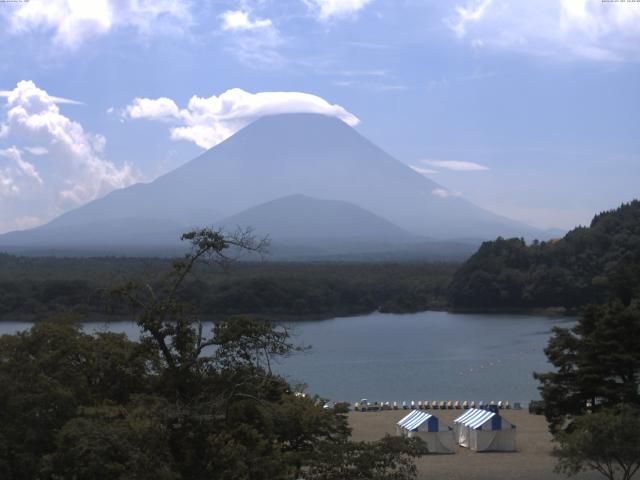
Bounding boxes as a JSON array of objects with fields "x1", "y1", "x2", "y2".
[{"x1": 449, "y1": 200, "x2": 640, "y2": 310}]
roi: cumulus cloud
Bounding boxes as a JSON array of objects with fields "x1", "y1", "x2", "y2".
[
  {"x1": 6, "y1": 0, "x2": 191, "y2": 49},
  {"x1": 306, "y1": 0, "x2": 373, "y2": 20},
  {"x1": 0, "y1": 147, "x2": 43, "y2": 185},
  {"x1": 123, "y1": 88, "x2": 359, "y2": 149},
  {"x1": 432, "y1": 188, "x2": 462, "y2": 198},
  {"x1": 422, "y1": 159, "x2": 489, "y2": 171},
  {"x1": 0, "y1": 80, "x2": 137, "y2": 233},
  {"x1": 125, "y1": 97, "x2": 180, "y2": 121},
  {"x1": 445, "y1": 0, "x2": 640, "y2": 61}
]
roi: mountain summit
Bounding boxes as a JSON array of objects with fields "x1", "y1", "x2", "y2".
[
  {"x1": 0, "y1": 113, "x2": 547, "y2": 252},
  {"x1": 217, "y1": 194, "x2": 414, "y2": 242}
]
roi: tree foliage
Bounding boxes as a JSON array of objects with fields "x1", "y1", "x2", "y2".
[
  {"x1": 449, "y1": 200, "x2": 640, "y2": 310},
  {"x1": 306, "y1": 435, "x2": 428, "y2": 480},
  {"x1": 535, "y1": 296, "x2": 640, "y2": 479},
  {"x1": 534, "y1": 299, "x2": 640, "y2": 433},
  {"x1": 0, "y1": 253, "x2": 454, "y2": 321},
  {"x1": 0, "y1": 227, "x2": 427, "y2": 480},
  {"x1": 553, "y1": 404, "x2": 640, "y2": 480},
  {"x1": 0, "y1": 319, "x2": 152, "y2": 479}
]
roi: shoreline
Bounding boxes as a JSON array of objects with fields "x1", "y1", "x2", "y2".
[{"x1": 0, "y1": 306, "x2": 576, "y2": 324}]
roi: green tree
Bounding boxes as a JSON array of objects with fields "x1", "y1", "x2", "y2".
[
  {"x1": 449, "y1": 200, "x2": 640, "y2": 311},
  {"x1": 306, "y1": 435, "x2": 428, "y2": 480},
  {"x1": 112, "y1": 227, "x2": 270, "y2": 400},
  {"x1": 534, "y1": 299, "x2": 640, "y2": 432},
  {"x1": 0, "y1": 317, "x2": 151, "y2": 479},
  {"x1": 1, "y1": 227, "x2": 428, "y2": 479},
  {"x1": 553, "y1": 404, "x2": 640, "y2": 480},
  {"x1": 43, "y1": 398, "x2": 179, "y2": 480},
  {"x1": 111, "y1": 227, "x2": 424, "y2": 479}
]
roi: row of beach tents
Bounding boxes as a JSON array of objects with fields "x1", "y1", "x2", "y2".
[{"x1": 396, "y1": 408, "x2": 516, "y2": 453}]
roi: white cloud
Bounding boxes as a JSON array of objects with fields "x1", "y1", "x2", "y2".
[
  {"x1": 7, "y1": 0, "x2": 192, "y2": 49},
  {"x1": 432, "y1": 188, "x2": 462, "y2": 198},
  {"x1": 125, "y1": 97, "x2": 180, "y2": 121},
  {"x1": 446, "y1": 0, "x2": 640, "y2": 61},
  {"x1": 24, "y1": 146, "x2": 48, "y2": 156},
  {"x1": 123, "y1": 88, "x2": 359, "y2": 149},
  {"x1": 409, "y1": 165, "x2": 438, "y2": 176},
  {"x1": 218, "y1": 9, "x2": 283, "y2": 67},
  {"x1": 333, "y1": 69, "x2": 406, "y2": 92},
  {"x1": 0, "y1": 80, "x2": 137, "y2": 233},
  {"x1": 0, "y1": 90, "x2": 83, "y2": 105},
  {"x1": 307, "y1": 0, "x2": 373, "y2": 20},
  {"x1": 14, "y1": 215, "x2": 42, "y2": 230},
  {"x1": 447, "y1": 0, "x2": 492, "y2": 37},
  {"x1": 220, "y1": 10, "x2": 273, "y2": 31},
  {"x1": 0, "y1": 172, "x2": 19, "y2": 199},
  {"x1": 422, "y1": 159, "x2": 489, "y2": 171},
  {"x1": 0, "y1": 147, "x2": 43, "y2": 185}
]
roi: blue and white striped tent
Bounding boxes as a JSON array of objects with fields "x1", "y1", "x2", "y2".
[
  {"x1": 453, "y1": 408, "x2": 516, "y2": 452},
  {"x1": 396, "y1": 410, "x2": 455, "y2": 453}
]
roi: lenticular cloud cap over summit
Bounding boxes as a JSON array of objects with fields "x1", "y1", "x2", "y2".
[{"x1": 124, "y1": 88, "x2": 360, "y2": 149}]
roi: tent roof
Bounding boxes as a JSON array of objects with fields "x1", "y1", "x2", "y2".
[
  {"x1": 397, "y1": 410, "x2": 435, "y2": 431},
  {"x1": 454, "y1": 408, "x2": 497, "y2": 429}
]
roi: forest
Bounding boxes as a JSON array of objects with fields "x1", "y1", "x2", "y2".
[
  {"x1": 448, "y1": 201, "x2": 640, "y2": 311},
  {"x1": 0, "y1": 255, "x2": 455, "y2": 321}
]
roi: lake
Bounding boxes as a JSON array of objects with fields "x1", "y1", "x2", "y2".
[{"x1": 0, "y1": 311, "x2": 571, "y2": 404}]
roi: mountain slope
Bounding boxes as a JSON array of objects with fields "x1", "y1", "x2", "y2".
[
  {"x1": 0, "y1": 113, "x2": 548, "y2": 250},
  {"x1": 216, "y1": 194, "x2": 414, "y2": 241}
]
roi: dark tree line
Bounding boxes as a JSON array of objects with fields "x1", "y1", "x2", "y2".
[
  {"x1": 0, "y1": 254, "x2": 454, "y2": 321},
  {"x1": 449, "y1": 200, "x2": 640, "y2": 311}
]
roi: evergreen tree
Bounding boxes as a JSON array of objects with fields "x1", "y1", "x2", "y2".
[
  {"x1": 553, "y1": 404, "x2": 640, "y2": 480},
  {"x1": 535, "y1": 299, "x2": 640, "y2": 432}
]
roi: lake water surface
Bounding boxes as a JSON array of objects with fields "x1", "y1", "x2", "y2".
[{"x1": 0, "y1": 311, "x2": 571, "y2": 404}]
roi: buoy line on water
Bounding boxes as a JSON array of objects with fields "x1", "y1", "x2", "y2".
[{"x1": 456, "y1": 346, "x2": 538, "y2": 377}]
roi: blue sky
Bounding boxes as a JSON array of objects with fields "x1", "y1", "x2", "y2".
[{"x1": 0, "y1": 0, "x2": 638, "y2": 233}]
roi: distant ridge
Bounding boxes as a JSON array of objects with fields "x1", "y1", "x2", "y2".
[
  {"x1": 216, "y1": 194, "x2": 414, "y2": 241},
  {"x1": 0, "y1": 113, "x2": 552, "y2": 254}
]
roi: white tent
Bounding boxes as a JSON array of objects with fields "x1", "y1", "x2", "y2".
[
  {"x1": 453, "y1": 408, "x2": 516, "y2": 452},
  {"x1": 396, "y1": 410, "x2": 456, "y2": 454}
]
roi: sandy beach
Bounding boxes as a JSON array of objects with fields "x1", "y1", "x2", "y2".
[{"x1": 348, "y1": 409, "x2": 601, "y2": 480}]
